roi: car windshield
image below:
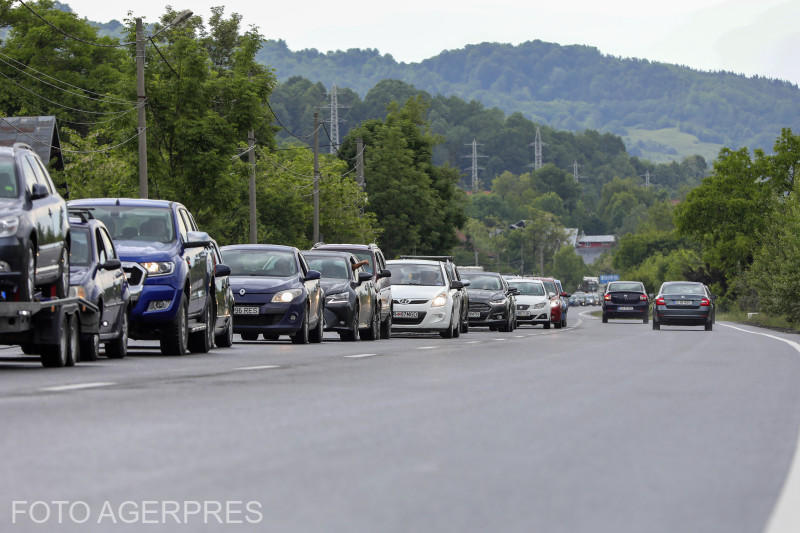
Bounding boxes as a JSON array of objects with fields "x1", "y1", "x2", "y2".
[
  {"x1": 0, "y1": 157, "x2": 19, "y2": 198},
  {"x1": 462, "y1": 273, "x2": 503, "y2": 290},
  {"x1": 607, "y1": 282, "x2": 645, "y2": 293},
  {"x1": 388, "y1": 263, "x2": 444, "y2": 286},
  {"x1": 540, "y1": 280, "x2": 557, "y2": 294},
  {"x1": 508, "y1": 281, "x2": 545, "y2": 296},
  {"x1": 223, "y1": 249, "x2": 298, "y2": 277},
  {"x1": 303, "y1": 255, "x2": 350, "y2": 280},
  {"x1": 87, "y1": 206, "x2": 176, "y2": 244},
  {"x1": 69, "y1": 228, "x2": 91, "y2": 266},
  {"x1": 661, "y1": 283, "x2": 705, "y2": 296}
]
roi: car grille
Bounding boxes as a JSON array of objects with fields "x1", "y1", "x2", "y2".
[
  {"x1": 393, "y1": 312, "x2": 426, "y2": 325},
  {"x1": 122, "y1": 262, "x2": 146, "y2": 286},
  {"x1": 233, "y1": 314, "x2": 284, "y2": 327},
  {"x1": 392, "y1": 299, "x2": 429, "y2": 305},
  {"x1": 470, "y1": 302, "x2": 491, "y2": 313}
]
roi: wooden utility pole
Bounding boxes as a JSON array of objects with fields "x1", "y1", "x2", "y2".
[
  {"x1": 356, "y1": 137, "x2": 364, "y2": 189},
  {"x1": 313, "y1": 112, "x2": 320, "y2": 243},
  {"x1": 136, "y1": 18, "x2": 148, "y2": 198},
  {"x1": 248, "y1": 129, "x2": 256, "y2": 243}
]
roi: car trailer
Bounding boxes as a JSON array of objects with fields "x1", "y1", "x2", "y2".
[{"x1": 0, "y1": 293, "x2": 98, "y2": 367}]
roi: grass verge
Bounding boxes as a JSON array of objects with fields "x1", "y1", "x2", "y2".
[{"x1": 718, "y1": 311, "x2": 800, "y2": 334}]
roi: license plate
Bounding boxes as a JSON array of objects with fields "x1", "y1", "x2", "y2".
[
  {"x1": 468, "y1": 311, "x2": 481, "y2": 318},
  {"x1": 517, "y1": 310, "x2": 531, "y2": 317},
  {"x1": 393, "y1": 311, "x2": 418, "y2": 319},
  {"x1": 618, "y1": 306, "x2": 634, "y2": 311},
  {"x1": 674, "y1": 300, "x2": 694, "y2": 306},
  {"x1": 234, "y1": 306, "x2": 260, "y2": 315}
]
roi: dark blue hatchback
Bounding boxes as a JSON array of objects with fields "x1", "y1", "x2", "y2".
[{"x1": 221, "y1": 245, "x2": 323, "y2": 344}]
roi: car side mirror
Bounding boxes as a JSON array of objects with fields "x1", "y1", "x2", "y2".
[
  {"x1": 450, "y1": 280, "x2": 464, "y2": 289},
  {"x1": 59, "y1": 182, "x2": 70, "y2": 200},
  {"x1": 379, "y1": 269, "x2": 391, "y2": 279},
  {"x1": 102, "y1": 258, "x2": 121, "y2": 270},
  {"x1": 508, "y1": 287, "x2": 520, "y2": 295},
  {"x1": 461, "y1": 279, "x2": 471, "y2": 287},
  {"x1": 30, "y1": 183, "x2": 49, "y2": 200},
  {"x1": 358, "y1": 271, "x2": 372, "y2": 284},
  {"x1": 185, "y1": 230, "x2": 211, "y2": 248},
  {"x1": 215, "y1": 264, "x2": 231, "y2": 277},
  {"x1": 304, "y1": 269, "x2": 321, "y2": 281},
  {"x1": 561, "y1": 292, "x2": 569, "y2": 297}
]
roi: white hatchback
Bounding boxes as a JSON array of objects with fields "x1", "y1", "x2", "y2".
[
  {"x1": 387, "y1": 259, "x2": 462, "y2": 338},
  {"x1": 507, "y1": 278, "x2": 551, "y2": 328}
]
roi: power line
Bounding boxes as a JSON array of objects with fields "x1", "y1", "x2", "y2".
[
  {"x1": 264, "y1": 99, "x2": 319, "y2": 143},
  {"x1": 16, "y1": 0, "x2": 136, "y2": 48},
  {"x1": 0, "y1": 116, "x2": 143, "y2": 154}
]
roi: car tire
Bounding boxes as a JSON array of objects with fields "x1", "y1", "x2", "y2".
[
  {"x1": 439, "y1": 309, "x2": 456, "y2": 338},
  {"x1": 602, "y1": 313, "x2": 608, "y2": 323},
  {"x1": 215, "y1": 317, "x2": 234, "y2": 348},
  {"x1": 543, "y1": 322, "x2": 550, "y2": 329},
  {"x1": 42, "y1": 312, "x2": 74, "y2": 367},
  {"x1": 705, "y1": 318, "x2": 713, "y2": 331},
  {"x1": 452, "y1": 308, "x2": 461, "y2": 338},
  {"x1": 160, "y1": 292, "x2": 188, "y2": 355},
  {"x1": 309, "y1": 307, "x2": 324, "y2": 343},
  {"x1": 80, "y1": 333, "x2": 100, "y2": 362},
  {"x1": 642, "y1": 314, "x2": 648, "y2": 324},
  {"x1": 562, "y1": 316, "x2": 567, "y2": 328},
  {"x1": 554, "y1": 319, "x2": 562, "y2": 329},
  {"x1": 460, "y1": 318, "x2": 469, "y2": 334},
  {"x1": 106, "y1": 311, "x2": 128, "y2": 359},
  {"x1": 291, "y1": 308, "x2": 310, "y2": 344},
  {"x1": 380, "y1": 308, "x2": 392, "y2": 339},
  {"x1": 360, "y1": 307, "x2": 380, "y2": 341},
  {"x1": 652, "y1": 318, "x2": 660, "y2": 330},
  {"x1": 241, "y1": 332, "x2": 259, "y2": 341},
  {"x1": 340, "y1": 309, "x2": 358, "y2": 342},
  {"x1": 188, "y1": 301, "x2": 214, "y2": 354},
  {"x1": 20, "y1": 243, "x2": 36, "y2": 302},
  {"x1": 55, "y1": 246, "x2": 69, "y2": 299}
]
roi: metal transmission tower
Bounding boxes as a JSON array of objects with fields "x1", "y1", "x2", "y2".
[
  {"x1": 463, "y1": 139, "x2": 487, "y2": 192},
  {"x1": 644, "y1": 169, "x2": 651, "y2": 189},
  {"x1": 527, "y1": 127, "x2": 544, "y2": 172},
  {"x1": 573, "y1": 160, "x2": 580, "y2": 182},
  {"x1": 328, "y1": 84, "x2": 340, "y2": 154}
]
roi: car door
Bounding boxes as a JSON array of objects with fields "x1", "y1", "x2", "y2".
[
  {"x1": 93, "y1": 229, "x2": 118, "y2": 334},
  {"x1": 443, "y1": 262, "x2": 460, "y2": 316},
  {"x1": 178, "y1": 208, "x2": 210, "y2": 317},
  {"x1": 20, "y1": 157, "x2": 58, "y2": 277},
  {"x1": 298, "y1": 253, "x2": 321, "y2": 323},
  {"x1": 98, "y1": 227, "x2": 125, "y2": 331},
  {"x1": 352, "y1": 260, "x2": 371, "y2": 326},
  {"x1": 374, "y1": 251, "x2": 391, "y2": 320},
  {"x1": 210, "y1": 242, "x2": 231, "y2": 330}
]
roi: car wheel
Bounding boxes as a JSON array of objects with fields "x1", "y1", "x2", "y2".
[
  {"x1": 215, "y1": 316, "x2": 234, "y2": 348},
  {"x1": 439, "y1": 309, "x2": 456, "y2": 338},
  {"x1": 160, "y1": 292, "x2": 188, "y2": 355},
  {"x1": 360, "y1": 307, "x2": 380, "y2": 341},
  {"x1": 291, "y1": 307, "x2": 310, "y2": 344},
  {"x1": 642, "y1": 313, "x2": 648, "y2": 324},
  {"x1": 309, "y1": 306, "x2": 324, "y2": 343},
  {"x1": 602, "y1": 313, "x2": 608, "y2": 323},
  {"x1": 562, "y1": 316, "x2": 567, "y2": 328},
  {"x1": 652, "y1": 317, "x2": 660, "y2": 330},
  {"x1": 20, "y1": 243, "x2": 36, "y2": 302},
  {"x1": 80, "y1": 333, "x2": 100, "y2": 362},
  {"x1": 452, "y1": 308, "x2": 461, "y2": 338},
  {"x1": 188, "y1": 301, "x2": 214, "y2": 353},
  {"x1": 554, "y1": 319, "x2": 562, "y2": 329},
  {"x1": 340, "y1": 309, "x2": 358, "y2": 342},
  {"x1": 543, "y1": 322, "x2": 550, "y2": 329},
  {"x1": 106, "y1": 311, "x2": 128, "y2": 359},
  {"x1": 55, "y1": 246, "x2": 69, "y2": 299},
  {"x1": 705, "y1": 318, "x2": 713, "y2": 331},
  {"x1": 380, "y1": 307, "x2": 392, "y2": 339},
  {"x1": 241, "y1": 332, "x2": 259, "y2": 341},
  {"x1": 460, "y1": 317, "x2": 469, "y2": 334},
  {"x1": 41, "y1": 312, "x2": 73, "y2": 367}
]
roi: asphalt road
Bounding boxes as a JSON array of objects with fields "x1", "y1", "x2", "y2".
[{"x1": 2, "y1": 310, "x2": 800, "y2": 532}]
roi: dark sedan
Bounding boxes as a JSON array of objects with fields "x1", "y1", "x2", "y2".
[
  {"x1": 652, "y1": 281, "x2": 715, "y2": 331},
  {"x1": 602, "y1": 281, "x2": 649, "y2": 323},
  {"x1": 461, "y1": 271, "x2": 517, "y2": 332},
  {"x1": 221, "y1": 245, "x2": 323, "y2": 344},
  {"x1": 302, "y1": 251, "x2": 378, "y2": 341}
]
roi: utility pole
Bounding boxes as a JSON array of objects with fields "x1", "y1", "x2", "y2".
[
  {"x1": 329, "y1": 85, "x2": 340, "y2": 154},
  {"x1": 248, "y1": 129, "x2": 256, "y2": 243},
  {"x1": 645, "y1": 169, "x2": 651, "y2": 189},
  {"x1": 356, "y1": 137, "x2": 364, "y2": 189},
  {"x1": 573, "y1": 160, "x2": 579, "y2": 182},
  {"x1": 534, "y1": 127, "x2": 543, "y2": 170},
  {"x1": 313, "y1": 112, "x2": 320, "y2": 244},
  {"x1": 136, "y1": 18, "x2": 148, "y2": 198},
  {"x1": 462, "y1": 139, "x2": 486, "y2": 192}
]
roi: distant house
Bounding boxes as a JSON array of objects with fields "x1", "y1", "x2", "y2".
[
  {"x1": 575, "y1": 234, "x2": 616, "y2": 265},
  {"x1": 0, "y1": 116, "x2": 64, "y2": 169}
]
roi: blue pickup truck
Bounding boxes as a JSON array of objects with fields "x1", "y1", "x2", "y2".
[{"x1": 68, "y1": 198, "x2": 219, "y2": 355}]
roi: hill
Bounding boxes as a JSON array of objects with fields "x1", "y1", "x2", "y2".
[{"x1": 257, "y1": 39, "x2": 800, "y2": 162}]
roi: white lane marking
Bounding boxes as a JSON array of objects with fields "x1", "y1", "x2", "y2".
[
  {"x1": 343, "y1": 353, "x2": 378, "y2": 359},
  {"x1": 41, "y1": 382, "x2": 116, "y2": 392},
  {"x1": 720, "y1": 323, "x2": 800, "y2": 533},
  {"x1": 493, "y1": 338, "x2": 506, "y2": 341},
  {"x1": 464, "y1": 341, "x2": 480, "y2": 344},
  {"x1": 234, "y1": 365, "x2": 280, "y2": 371},
  {"x1": 514, "y1": 335, "x2": 525, "y2": 338},
  {"x1": 417, "y1": 346, "x2": 436, "y2": 350}
]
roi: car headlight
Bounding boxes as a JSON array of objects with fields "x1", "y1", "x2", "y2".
[
  {"x1": 325, "y1": 292, "x2": 349, "y2": 304},
  {"x1": 431, "y1": 292, "x2": 448, "y2": 307},
  {"x1": 0, "y1": 216, "x2": 19, "y2": 238},
  {"x1": 490, "y1": 296, "x2": 507, "y2": 305},
  {"x1": 272, "y1": 288, "x2": 302, "y2": 303},
  {"x1": 551, "y1": 299, "x2": 560, "y2": 307},
  {"x1": 533, "y1": 302, "x2": 546, "y2": 309},
  {"x1": 140, "y1": 261, "x2": 174, "y2": 276}
]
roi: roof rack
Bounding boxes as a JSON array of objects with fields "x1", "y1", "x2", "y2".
[
  {"x1": 399, "y1": 255, "x2": 454, "y2": 262},
  {"x1": 67, "y1": 207, "x2": 95, "y2": 223}
]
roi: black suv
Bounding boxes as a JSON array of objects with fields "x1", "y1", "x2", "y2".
[
  {"x1": 311, "y1": 243, "x2": 392, "y2": 338},
  {"x1": 0, "y1": 143, "x2": 70, "y2": 301}
]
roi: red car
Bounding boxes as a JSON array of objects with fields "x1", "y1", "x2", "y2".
[{"x1": 533, "y1": 277, "x2": 567, "y2": 329}]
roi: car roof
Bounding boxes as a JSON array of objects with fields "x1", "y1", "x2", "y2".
[
  {"x1": 69, "y1": 198, "x2": 177, "y2": 209},
  {"x1": 313, "y1": 243, "x2": 378, "y2": 251},
  {"x1": 221, "y1": 244, "x2": 298, "y2": 253},
  {"x1": 461, "y1": 270, "x2": 502, "y2": 277},
  {"x1": 386, "y1": 259, "x2": 441, "y2": 266},
  {"x1": 302, "y1": 250, "x2": 356, "y2": 260}
]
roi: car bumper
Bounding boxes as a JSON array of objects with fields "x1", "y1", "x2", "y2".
[
  {"x1": 654, "y1": 307, "x2": 711, "y2": 325},
  {"x1": 516, "y1": 308, "x2": 550, "y2": 323},
  {"x1": 467, "y1": 305, "x2": 509, "y2": 326},
  {"x1": 128, "y1": 283, "x2": 183, "y2": 338},
  {"x1": 232, "y1": 299, "x2": 308, "y2": 335},
  {"x1": 603, "y1": 302, "x2": 649, "y2": 318},
  {"x1": 322, "y1": 301, "x2": 356, "y2": 332},
  {"x1": 391, "y1": 303, "x2": 451, "y2": 332},
  {"x1": 0, "y1": 237, "x2": 26, "y2": 298}
]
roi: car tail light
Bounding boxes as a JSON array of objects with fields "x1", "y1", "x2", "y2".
[
  {"x1": 639, "y1": 294, "x2": 648, "y2": 301},
  {"x1": 700, "y1": 298, "x2": 710, "y2": 306},
  {"x1": 655, "y1": 297, "x2": 666, "y2": 305},
  {"x1": 603, "y1": 293, "x2": 611, "y2": 301}
]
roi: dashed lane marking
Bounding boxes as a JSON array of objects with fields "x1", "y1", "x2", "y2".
[
  {"x1": 234, "y1": 365, "x2": 281, "y2": 371},
  {"x1": 40, "y1": 382, "x2": 116, "y2": 392},
  {"x1": 343, "y1": 353, "x2": 378, "y2": 359},
  {"x1": 417, "y1": 346, "x2": 436, "y2": 350}
]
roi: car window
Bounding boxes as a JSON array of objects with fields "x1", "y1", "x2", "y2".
[
  {"x1": 540, "y1": 280, "x2": 557, "y2": 295},
  {"x1": 508, "y1": 281, "x2": 545, "y2": 296},
  {"x1": 661, "y1": 283, "x2": 705, "y2": 295},
  {"x1": 304, "y1": 256, "x2": 350, "y2": 280},
  {"x1": 387, "y1": 263, "x2": 444, "y2": 286},
  {"x1": 176, "y1": 210, "x2": 190, "y2": 241},
  {"x1": 180, "y1": 209, "x2": 195, "y2": 233},
  {"x1": 69, "y1": 228, "x2": 92, "y2": 266},
  {"x1": 95, "y1": 229, "x2": 108, "y2": 264},
  {"x1": 298, "y1": 253, "x2": 309, "y2": 275},
  {"x1": 26, "y1": 155, "x2": 52, "y2": 193},
  {"x1": 222, "y1": 249, "x2": 298, "y2": 277},
  {"x1": 608, "y1": 282, "x2": 645, "y2": 292},
  {"x1": 0, "y1": 157, "x2": 18, "y2": 198},
  {"x1": 461, "y1": 274, "x2": 503, "y2": 290},
  {"x1": 20, "y1": 159, "x2": 39, "y2": 194},
  {"x1": 100, "y1": 228, "x2": 117, "y2": 259},
  {"x1": 352, "y1": 252, "x2": 374, "y2": 275},
  {"x1": 88, "y1": 206, "x2": 176, "y2": 244}
]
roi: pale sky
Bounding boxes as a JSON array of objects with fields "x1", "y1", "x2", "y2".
[{"x1": 64, "y1": 0, "x2": 800, "y2": 85}]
